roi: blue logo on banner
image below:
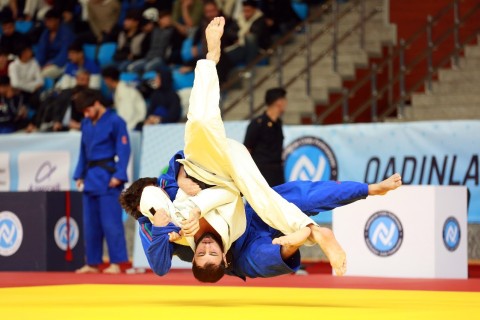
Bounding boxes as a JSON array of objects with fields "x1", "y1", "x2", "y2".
[
  {"x1": 443, "y1": 217, "x2": 460, "y2": 251},
  {"x1": 54, "y1": 217, "x2": 79, "y2": 251},
  {"x1": 283, "y1": 136, "x2": 338, "y2": 181},
  {"x1": 364, "y1": 211, "x2": 403, "y2": 256},
  {"x1": 0, "y1": 211, "x2": 23, "y2": 256}
]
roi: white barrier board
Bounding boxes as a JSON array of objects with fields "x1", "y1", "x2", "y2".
[{"x1": 333, "y1": 186, "x2": 467, "y2": 279}]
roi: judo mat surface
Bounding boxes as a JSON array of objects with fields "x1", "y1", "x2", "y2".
[{"x1": 1, "y1": 272, "x2": 479, "y2": 320}]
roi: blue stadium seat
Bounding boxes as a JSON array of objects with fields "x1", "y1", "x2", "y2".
[
  {"x1": 292, "y1": 2, "x2": 309, "y2": 20},
  {"x1": 83, "y1": 44, "x2": 97, "y2": 61},
  {"x1": 15, "y1": 20, "x2": 33, "y2": 34},
  {"x1": 120, "y1": 72, "x2": 139, "y2": 86},
  {"x1": 43, "y1": 77, "x2": 55, "y2": 90},
  {"x1": 172, "y1": 69, "x2": 194, "y2": 91},
  {"x1": 142, "y1": 70, "x2": 157, "y2": 81},
  {"x1": 97, "y1": 42, "x2": 117, "y2": 67}
]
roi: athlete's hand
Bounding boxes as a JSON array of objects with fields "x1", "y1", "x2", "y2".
[
  {"x1": 181, "y1": 207, "x2": 201, "y2": 237},
  {"x1": 177, "y1": 166, "x2": 201, "y2": 196},
  {"x1": 168, "y1": 231, "x2": 182, "y2": 242},
  {"x1": 109, "y1": 177, "x2": 122, "y2": 188},
  {"x1": 76, "y1": 179, "x2": 84, "y2": 191},
  {"x1": 179, "y1": 178, "x2": 201, "y2": 196},
  {"x1": 152, "y1": 208, "x2": 171, "y2": 227}
]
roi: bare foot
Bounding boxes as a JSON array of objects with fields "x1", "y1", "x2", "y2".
[
  {"x1": 309, "y1": 225, "x2": 347, "y2": 276},
  {"x1": 205, "y1": 16, "x2": 224, "y2": 64},
  {"x1": 272, "y1": 227, "x2": 311, "y2": 246},
  {"x1": 368, "y1": 173, "x2": 402, "y2": 196}
]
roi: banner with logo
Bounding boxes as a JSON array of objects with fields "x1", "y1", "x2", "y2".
[
  {"x1": 0, "y1": 131, "x2": 141, "y2": 191},
  {"x1": 139, "y1": 120, "x2": 480, "y2": 223}
]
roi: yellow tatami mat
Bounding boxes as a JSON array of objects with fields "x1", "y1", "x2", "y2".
[{"x1": 1, "y1": 284, "x2": 479, "y2": 320}]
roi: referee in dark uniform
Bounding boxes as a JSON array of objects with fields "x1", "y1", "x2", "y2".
[{"x1": 244, "y1": 88, "x2": 287, "y2": 187}]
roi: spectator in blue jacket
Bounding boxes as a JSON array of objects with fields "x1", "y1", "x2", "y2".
[
  {"x1": 35, "y1": 9, "x2": 75, "y2": 79},
  {"x1": 55, "y1": 42, "x2": 101, "y2": 90}
]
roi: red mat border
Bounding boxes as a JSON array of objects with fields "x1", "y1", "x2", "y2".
[{"x1": 1, "y1": 270, "x2": 479, "y2": 292}]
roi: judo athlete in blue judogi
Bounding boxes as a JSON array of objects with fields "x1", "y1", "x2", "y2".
[
  {"x1": 73, "y1": 88, "x2": 130, "y2": 274},
  {"x1": 119, "y1": 150, "x2": 401, "y2": 281}
]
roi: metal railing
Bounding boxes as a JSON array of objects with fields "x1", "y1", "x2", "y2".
[
  {"x1": 317, "y1": 0, "x2": 480, "y2": 124},
  {"x1": 220, "y1": 0, "x2": 378, "y2": 119}
]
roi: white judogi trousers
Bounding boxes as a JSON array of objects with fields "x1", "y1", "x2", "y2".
[{"x1": 178, "y1": 59, "x2": 317, "y2": 247}]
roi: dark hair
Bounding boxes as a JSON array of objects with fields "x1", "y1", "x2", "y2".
[
  {"x1": 1, "y1": 16, "x2": 14, "y2": 25},
  {"x1": 68, "y1": 42, "x2": 84, "y2": 53},
  {"x1": 44, "y1": 9, "x2": 62, "y2": 20},
  {"x1": 119, "y1": 177, "x2": 159, "y2": 220},
  {"x1": 101, "y1": 66, "x2": 120, "y2": 81},
  {"x1": 242, "y1": 0, "x2": 258, "y2": 8},
  {"x1": 0, "y1": 47, "x2": 9, "y2": 56},
  {"x1": 158, "y1": 10, "x2": 171, "y2": 19},
  {"x1": 17, "y1": 44, "x2": 32, "y2": 55},
  {"x1": 0, "y1": 75, "x2": 10, "y2": 86},
  {"x1": 265, "y1": 87, "x2": 286, "y2": 106},
  {"x1": 203, "y1": 0, "x2": 218, "y2": 7},
  {"x1": 125, "y1": 9, "x2": 142, "y2": 21},
  {"x1": 192, "y1": 260, "x2": 226, "y2": 283},
  {"x1": 74, "y1": 88, "x2": 104, "y2": 112}
]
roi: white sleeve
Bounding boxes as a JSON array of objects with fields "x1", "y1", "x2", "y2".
[{"x1": 189, "y1": 187, "x2": 238, "y2": 218}]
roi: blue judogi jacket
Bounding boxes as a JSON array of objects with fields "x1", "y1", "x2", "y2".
[
  {"x1": 138, "y1": 151, "x2": 368, "y2": 280},
  {"x1": 73, "y1": 109, "x2": 130, "y2": 195}
]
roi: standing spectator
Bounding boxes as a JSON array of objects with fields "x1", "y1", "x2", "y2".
[
  {"x1": 139, "y1": 68, "x2": 181, "y2": 129},
  {"x1": 171, "y1": 0, "x2": 203, "y2": 37},
  {"x1": 8, "y1": 44, "x2": 43, "y2": 106},
  {"x1": 0, "y1": 16, "x2": 31, "y2": 56},
  {"x1": 73, "y1": 88, "x2": 130, "y2": 274},
  {"x1": 86, "y1": 0, "x2": 121, "y2": 43},
  {"x1": 36, "y1": 9, "x2": 75, "y2": 78},
  {"x1": 244, "y1": 87, "x2": 287, "y2": 187},
  {"x1": 0, "y1": 75, "x2": 28, "y2": 133},
  {"x1": 55, "y1": 42, "x2": 101, "y2": 90},
  {"x1": 113, "y1": 10, "x2": 148, "y2": 71},
  {"x1": 0, "y1": 48, "x2": 11, "y2": 77},
  {"x1": 225, "y1": 0, "x2": 271, "y2": 66},
  {"x1": 126, "y1": 8, "x2": 173, "y2": 75},
  {"x1": 101, "y1": 66, "x2": 146, "y2": 130}
]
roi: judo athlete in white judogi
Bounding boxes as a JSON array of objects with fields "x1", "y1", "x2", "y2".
[{"x1": 139, "y1": 17, "x2": 347, "y2": 280}]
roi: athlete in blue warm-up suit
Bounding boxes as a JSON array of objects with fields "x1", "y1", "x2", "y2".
[
  {"x1": 120, "y1": 150, "x2": 401, "y2": 280},
  {"x1": 73, "y1": 89, "x2": 130, "y2": 274}
]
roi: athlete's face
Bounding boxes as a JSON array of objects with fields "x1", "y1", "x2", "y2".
[
  {"x1": 83, "y1": 101, "x2": 102, "y2": 121},
  {"x1": 193, "y1": 234, "x2": 226, "y2": 268}
]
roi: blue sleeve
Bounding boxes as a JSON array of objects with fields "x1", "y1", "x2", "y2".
[
  {"x1": 138, "y1": 218, "x2": 182, "y2": 276},
  {"x1": 51, "y1": 26, "x2": 74, "y2": 67},
  {"x1": 36, "y1": 31, "x2": 48, "y2": 66},
  {"x1": 272, "y1": 180, "x2": 369, "y2": 214},
  {"x1": 158, "y1": 150, "x2": 185, "y2": 200},
  {"x1": 112, "y1": 118, "x2": 131, "y2": 182},
  {"x1": 238, "y1": 238, "x2": 301, "y2": 278},
  {"x1": 73, "y1": 124, "x2": 87, "y2": 180}
]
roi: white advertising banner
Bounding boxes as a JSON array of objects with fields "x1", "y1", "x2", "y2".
[
  {"x1": 0, "y1": 153, "x2": 10, "y2": 191},
  {"x1": 0, "y1": 131, "x2": 142, "y2": 191},
  {"x1": 18, "y1": 151, "x2": 71, "y2": 191}
]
